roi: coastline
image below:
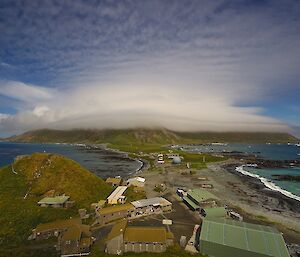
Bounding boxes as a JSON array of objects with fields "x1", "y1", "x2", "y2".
[
  {"x1": 140, "y1": 158, "x2": 300, "y2": 243},
  {"x1": 207, "y1": 161, "x2": 300, "y2": 242},
  {"x1": 235, "y1": 165, "x2": 300, "y2": 202}
]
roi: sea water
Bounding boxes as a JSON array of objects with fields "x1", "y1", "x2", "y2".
[
  {"x1": 0, "y1": 142, "x2": 141, "y2": 178},
  {"x1": 177, "y1": 143, "x2": 300, "y2": 200}
]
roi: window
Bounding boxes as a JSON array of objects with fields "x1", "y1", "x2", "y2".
[{"x1": 65, "y1": 240, "x2": 71, "y2": 245}]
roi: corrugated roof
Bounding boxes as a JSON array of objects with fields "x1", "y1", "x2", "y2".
[
  {"x1": 107, "y1": 186, "x2": 127, "y2": 201},
  {"x1": 183, "y1": 196, "x2": 199, "y2": 210},
  {"x1": 61, "y1": 224, "x2": 91, "y2": 241},
  {"x1": 127, "y1": 177, "x2": 145, "y2": 183},
  {"x1": 38, "y1": 195, "x2": 70, "y2": 204},
  {"x1": 203, "y1": 207, "x2": 227, "y2": 218},
  {"x1": 131, "y1": 197, "x2": 171, "y2": 208},
  {"x1": 98, "y1": 203, "x2": 134, "y2": 215},
  {"x1": 106, "y1": 177, "x2": 122, "y2": 184},
  {"x1": 200, "y1": 218, "x2": 290, "y2": 257},
  {"x1": 106, "y1": 219, "x2": 127, "y2": 241},
  {"x1": 35, "y1": 218, "x2": 81, "y2": 233},
  {"x1": 124, "y1": 226, "x2": 167, "y2": 243},
  {"x1": 188, "y1": 189, "x2": 217, "y2": 203}
]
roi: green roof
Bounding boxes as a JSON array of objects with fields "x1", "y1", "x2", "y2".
[
  {"x1": 183, "y1": 196, "x2": 199, "y2": 210},
  {"x1": 38, "y1": 195, "x2": 70, "y2": 205},
  {"x1": 188, "y1": 189, "x2": 217, "y2": 203},
  {"x1": 200, "y1": 218, "x2": 290, "y2": 257},
  {"x1": 203, "y1": 207, "x2": 227, "y2": 218}
]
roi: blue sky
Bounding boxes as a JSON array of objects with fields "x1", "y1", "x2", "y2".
[{"x1": 0, "y1": 0, "x2": 300, "y2": 137}]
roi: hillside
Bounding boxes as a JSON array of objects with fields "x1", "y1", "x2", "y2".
[
  {"x1": 0, "y1": 153, "x2": 112, "y2": 257},
  {"x1": 13, "y1": 153, "x2": 112, "y2": 207},
  {"x1": 7, "y1": 128, "x2": 299, "y2": 144}
]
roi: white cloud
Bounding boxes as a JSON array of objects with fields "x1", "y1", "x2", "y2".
[
  {"x1": 0, "y1": 0, "x2": 299, "y2": 135},
  {"x1": 0, "y1": 81, "x2": 54, "y2": 102}
]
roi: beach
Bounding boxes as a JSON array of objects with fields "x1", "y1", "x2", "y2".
[{"x1": 140, "y1": 159, "x2": 300, "y2": 244}]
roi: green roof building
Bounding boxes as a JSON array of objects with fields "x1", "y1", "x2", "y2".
[
  {"x1": 183, "y1": 188, "x2": 218, "y2": 211},
  {"x1": 38, "y1": 195, "x2": 70, "y2": 207},
  {"x1": 199, "y1": 218, "x2": 290, "y2": 257},
  {"x1": 200, "y1": 207, "x2": 227, "y2": 218}
]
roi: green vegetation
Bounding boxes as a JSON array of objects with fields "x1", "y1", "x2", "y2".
[
  {"x1": 178, "y1": 151, "x2": 226, "y2": 169},
  {"x1": 124, "y1": 186, "x2": 147, "y2": 202},
  {"x1": 7, "y1": 128, "x2": 298, "y2": 144},
  {"x1": 13, "y1": 153, "x2": 112, "y2": 208},
  {"x1": 0, "y1": 153, "x2": 112, "y2": 257}
]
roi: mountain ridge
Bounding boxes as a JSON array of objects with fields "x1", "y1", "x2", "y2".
[{"x1": 6, "y1": 128, "x2": 298, "y2": 144}]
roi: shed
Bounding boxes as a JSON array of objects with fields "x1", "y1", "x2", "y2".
[
  {"x1": 199, "y1": 218, "x2": 290, "y2": 257},
  {"x1": 38, "y1": 196, "x2": 70, "y2": 208}
]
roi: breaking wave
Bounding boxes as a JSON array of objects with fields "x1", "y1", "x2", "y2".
[{"x1": 235, "y1": 165, "x2": 300, "y2": 202}]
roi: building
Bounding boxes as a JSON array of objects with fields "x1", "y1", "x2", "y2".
[
  {"x1": 157, "y1": 154, "x2": 164, "y2": 164},
  {"x1": 29, "y1": 218, "x2": 93, "y2": 256},
  {"x1": 107, "y1": 186, "x2": 128, "y2": 205},
  {"x1": 172, "y1": 156, "x2": 181, "y2": 164},
  {"x1": 95, "y1": 203, "x2": 135, "y2": 225},
  {"x1": 105, "y1": 220, "x2": 127, "y2": 255},
  {"x1": 29, "y1": 218, "x2": 81, "y2": 240},
  {"x1": 38, "y1": 195, "x2": 70, "y2": 208},
  {"x1": 183, "y1": 189, "x2": 218, "y2": 211},
  {"x1": 198, "y1": 218, "x2": 290, "y2": 257},
  {"x1": 200, "y1": 207, "x2": 227, "y2": 219},
  {"x1": 106, "y1": 177, "x2": 123, "y2": 187},
  {"x1": 60, "y1": 224, "x2": 93, "y2": 257},
  {"x1": 126, "y1": 177, "x2": 145, "y2": 187},
  {"x1": 105, "y1": 220, "x2": 174, "y2": 255},
  {"x1": 131, "y1": 197, "x2": 172, "y2": 216}
]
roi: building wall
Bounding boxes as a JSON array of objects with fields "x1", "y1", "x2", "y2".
[
  {"x1": 34, "y1": 228, "x2": 63, "y2": 240},
  {"x1": 124, "y1": 242, "x2": 166, "y2": 253},
  {"x1": 162, "y1": 204, "x2": 172, "y2": 212},
  {"x1": 98, "y1": 209, "x2": 135, "y2": 225},
  {"x1": 60, "y1": 239, "x2": 80, "y2": 255},
  {"x1": 106, "y1": 235, "x2": 124, "y2": 255}
]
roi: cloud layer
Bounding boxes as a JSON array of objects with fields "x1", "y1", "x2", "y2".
[{"x1": 0, "y1": 0, "x2": 300, "y2": 136}]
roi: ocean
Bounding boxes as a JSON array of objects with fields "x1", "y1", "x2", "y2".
[
  {"x1": 0, "y1": 142, "x2": 141, "y2": 178},
  {"x1": 177, "y1": 143, "x2": 300, "y2": 199}
]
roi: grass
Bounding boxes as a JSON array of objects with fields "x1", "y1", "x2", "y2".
[
  {"x1": 0, "y1": 165, "x2": 75, "y2": 257},
  {"x1": 0, "y1": 153, "x2": 114, "y2": 257},
  {"x1": 8, "y1": 128, "x2": 298, "y2": 144},
  {"x1": 13, "y1": 153, "x2": 113, "y2": 208},
  {"x1": 124, "y1": 186, "x2": 147, "y2": 202}
]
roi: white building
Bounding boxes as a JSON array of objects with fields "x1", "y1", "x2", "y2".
[
  {"x1": 107, "y1": 186, "x2": 128, "y2": 205},
  {"x1": 126, "y1": 177, "x2": 145, "y2": 187}
]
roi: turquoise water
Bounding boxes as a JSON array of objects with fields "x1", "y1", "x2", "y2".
[
  {"x1": 0, "y1": 142, "x2": 141, "y2": 178},
  {"x1": 177, "y1": 143, "x2": 300, "y2": 199},
  {"x1": 244, "y1": 166, "x2": 300, "y2": 197}
]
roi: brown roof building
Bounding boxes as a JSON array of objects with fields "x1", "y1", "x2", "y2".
[
  {"x1": 95, "y1": 203, "x2": 135, "y2": 225},
  {"x1": 105, "y1": 220, "x2": 173, "y2": 255},
  {"x1": 106, "y1": 177, "x2": 123, "y2": 187},
  {"x1": 29, "y1": 218, "x2": 93, "y2": 256}
]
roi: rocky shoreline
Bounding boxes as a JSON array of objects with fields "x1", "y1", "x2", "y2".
[{"x1": 223, "y1": 163, "x2": 300, "y2": 213}]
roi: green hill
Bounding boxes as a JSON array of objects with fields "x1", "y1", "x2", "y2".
[
  {"x1": 0, "y1": 153, "x2": 112, "y2": 257},
  {"x1": 7, "y1": 128, "x2": 298, "y2": 145},
  {"x1": 13, "y1": 153, "x2": 112, "y2": 207}
]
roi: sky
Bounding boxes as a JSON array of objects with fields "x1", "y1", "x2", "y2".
[{"x1": 0, "y1": 0, "x2": 300, "y2": 138}]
